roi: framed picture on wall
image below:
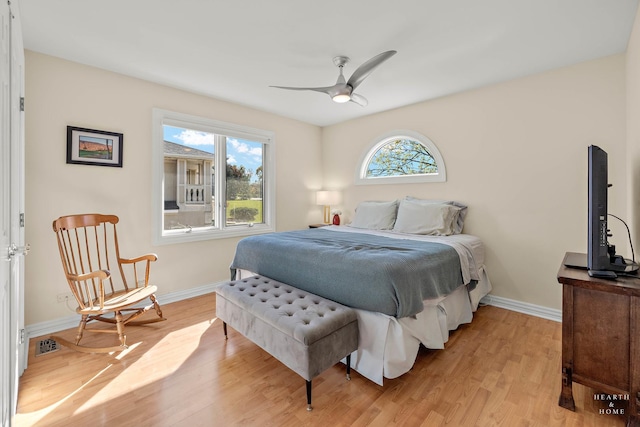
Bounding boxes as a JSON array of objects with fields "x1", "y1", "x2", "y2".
[{"x1": 66, "y1": 126, "x2": 123, "y2": 167}]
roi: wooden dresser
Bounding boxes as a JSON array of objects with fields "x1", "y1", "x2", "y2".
[{"x1": 557, "y1": 252, "x2": 640, "y2": 426}]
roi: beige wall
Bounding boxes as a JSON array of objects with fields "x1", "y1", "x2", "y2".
[
  {"x1": 322, "y1": 55, "x2": 627, "y2": 310},
  {"x1": 628, "y1": 6, "x2": 640, "y2": 251},
  {"x1": 24, "y1": 51, "x2": 323, "y2": 325},
  {"x1": 24, "y1": 48, "x2": 630, "y2": 326}
]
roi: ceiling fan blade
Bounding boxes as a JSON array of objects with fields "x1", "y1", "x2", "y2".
[
  {"x1": 346, "y1": 50, "x2": 397, "y2": 91},
  {"x1": 349, "y1": 93, "x2": 368, "y2": 107},
  {"x1": 269, "y1": 85, "x2": 336, "y2": 95}
]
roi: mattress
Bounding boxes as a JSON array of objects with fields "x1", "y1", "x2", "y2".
[{"x1": 230, "y1": 227, "x2": 481, "y2": 318}]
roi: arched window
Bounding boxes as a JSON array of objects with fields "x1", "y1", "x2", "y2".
[{"x1": 356, "y1": 130, "x2": 446, "y2": 184}]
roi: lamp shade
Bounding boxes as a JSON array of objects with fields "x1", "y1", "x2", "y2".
[{"x1": 316, "y1": 190, "x2": 341, "y2": 206}]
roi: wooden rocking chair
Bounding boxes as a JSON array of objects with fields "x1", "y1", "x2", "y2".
[{"x1": 52, "y1": 213, "x2": 166, "y2": 353}]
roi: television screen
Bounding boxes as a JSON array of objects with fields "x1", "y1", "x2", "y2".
[{"x1": 587, "y1": 145, "x2": 611, "y2": 275}]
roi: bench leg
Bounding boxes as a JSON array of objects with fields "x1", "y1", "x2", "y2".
[
  {"x1": 306, "y1": 380, "x2": 312, "y2": 411},
  {"x1": 223, "y1": 322, "x2": 227, "y2": 340},
  {"x1": 346, "y1": 354, "x2": 351, "y2": 380}
]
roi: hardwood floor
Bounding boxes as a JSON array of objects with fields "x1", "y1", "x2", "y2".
[{"x1": 14, "y1": 294, "x2": 626, "y2": 426}]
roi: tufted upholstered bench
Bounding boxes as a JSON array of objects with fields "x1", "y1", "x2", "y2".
[{"x1": 215, "y1": 275, "x2": 358, "y2": 410}]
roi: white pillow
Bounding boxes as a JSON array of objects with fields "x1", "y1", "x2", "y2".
[
  {"x1": 404, "y1": 197, "x2": 467, "y2": 234},
  {"x1": 393, "y1": 199, "x2": 461, "y2": 235},
  {"x1": 349, "y1": 200, "x2": 398, "y2": 230}
]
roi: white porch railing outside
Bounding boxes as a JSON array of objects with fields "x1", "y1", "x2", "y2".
[{"x1": 185, "y1": 185, "x2": 206, "y2": 204}]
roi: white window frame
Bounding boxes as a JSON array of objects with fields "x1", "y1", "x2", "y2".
[
  {"x1": 356, "y1": 130, "x2": 446, "y2": 185},
  {"x1": 152, "y1": 108, "x2": 276, "y2": 245}
]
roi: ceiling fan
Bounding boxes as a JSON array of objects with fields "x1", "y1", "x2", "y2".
[{"x1": 270, "y1": 50, "x2": 397, "y2": 107}]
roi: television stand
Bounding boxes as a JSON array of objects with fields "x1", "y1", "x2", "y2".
[
  {"x1": 587, "y1": 269, "x2": 617, "y2": 279},
  {"x1": 558, "y1": 252, "x2": 640, "y2": 426}
]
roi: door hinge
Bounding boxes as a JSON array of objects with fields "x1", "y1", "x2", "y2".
[
  {"x1": 20, "y1": 97, "x2": 24, "y2": 112},
  {"x1": 19, "y1": 213, "x2": 24, "y2": 227},
  {"x1": 19, "y1": 329, "x2": 25, "y2": 345}
]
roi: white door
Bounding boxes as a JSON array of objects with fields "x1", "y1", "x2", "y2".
[
  {"x1": 0, "y1": 2, "x2": 11, "y2": 424},
  {"x1": 1, "y1": 2, "x2": 26, "y2": 426},
  {"x1": 9, "y1": 0, "x2": 26, "y2": 386}
]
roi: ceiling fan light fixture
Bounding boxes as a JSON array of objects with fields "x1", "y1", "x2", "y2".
[
  {"x1": 332, "y1": 93, "x2": 351, "y2": 103},
  {"x1": 270, "y1": 50, "x2": 397, "y2": 107}
]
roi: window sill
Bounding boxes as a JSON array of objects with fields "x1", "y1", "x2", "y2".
[{"x1": 154, "y1": 223, "x2": 274, "y2": 245}]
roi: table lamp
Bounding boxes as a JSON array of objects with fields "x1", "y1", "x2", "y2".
[{"x1": 316, "y1": 191, "x2": 340, "y2": 224}]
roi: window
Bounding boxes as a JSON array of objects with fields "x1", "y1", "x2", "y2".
[
  {"x1": 153, "y1": 109, "x2": 275, "y2": 244},
  {"x1": 356, "y1": 130, "x2": 446, "y2": 185}
]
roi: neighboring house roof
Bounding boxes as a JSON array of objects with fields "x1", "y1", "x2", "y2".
[{"x1": 164, "y1": 140, "x2": 214, "y2": 159}]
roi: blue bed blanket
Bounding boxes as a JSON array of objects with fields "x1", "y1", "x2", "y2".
[{"x1": 230, "y1": 228, "x2": 466, "y2": 318}]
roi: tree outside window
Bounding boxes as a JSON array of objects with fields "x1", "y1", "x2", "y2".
[{"x1": 367, "y1": 138, "x2": 437, "y2": 177}]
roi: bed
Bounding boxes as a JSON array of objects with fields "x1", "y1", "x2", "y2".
[{"x1": 229, "y1": 198, "x2": 492, "y2": 385}]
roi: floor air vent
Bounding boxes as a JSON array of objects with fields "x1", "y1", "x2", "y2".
[{"x1": 35, "y1": 338, "x2": 60, "y2": 357}]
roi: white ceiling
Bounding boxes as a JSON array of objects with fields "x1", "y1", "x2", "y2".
[{"x1": 18, "y1": 0, "x2": 639, "y2": 127}]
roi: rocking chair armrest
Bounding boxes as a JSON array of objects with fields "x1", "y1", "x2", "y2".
[
  {"x1": 118, "y1": 254, "x2": 157, "y2": 288},
  {"x1": 67, "y1": 269, "x2": 110, "y2": 282},
  {"x1": 119, "y1": 253, "x2": 158, "y2": 264}
]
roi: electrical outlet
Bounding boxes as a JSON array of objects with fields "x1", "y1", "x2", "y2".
[{"x1": 56, "y1": 292, "x2": 74, "y2": 303}]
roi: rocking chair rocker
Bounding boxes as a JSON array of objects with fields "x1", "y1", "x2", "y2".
[{"x1": 52, "y1": 213, "x2": 166, "y2": 353}]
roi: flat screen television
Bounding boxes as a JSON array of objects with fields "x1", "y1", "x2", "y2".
[
  {"x1": 587, "y1": 145, "x2": 638, "y2": 278},
  {"x1": 587, "y1": 145, "x2": 612, "y2": 276}
]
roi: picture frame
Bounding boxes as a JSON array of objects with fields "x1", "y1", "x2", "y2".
[{"x1": 66, "y1": 126, "x2": 123, "y2": 167}]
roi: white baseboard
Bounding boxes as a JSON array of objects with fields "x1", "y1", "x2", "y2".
[
  {"x1": 480, "y1": 294, "x2": 561, "y2": 322},
  {"x1": 27, "y1": 285, "x2": 562, "y2": 342},
  {"x1": 26, "y1": 282, "x2": 220, "y2": 340}
]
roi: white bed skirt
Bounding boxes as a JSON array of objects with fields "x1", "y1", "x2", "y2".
[{"x1": 236, "y1": 267, "x2": 492, "y2": 386}]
